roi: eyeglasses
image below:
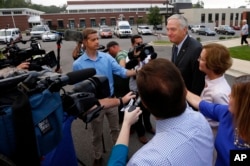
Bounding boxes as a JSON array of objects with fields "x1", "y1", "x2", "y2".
[{"x1": 234, "y1": 128, "x2": 250, "y2": 149}]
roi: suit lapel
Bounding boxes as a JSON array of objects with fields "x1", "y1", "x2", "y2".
[{"x1": 174, "y1": 37, "x2": 190, "y2": 64}]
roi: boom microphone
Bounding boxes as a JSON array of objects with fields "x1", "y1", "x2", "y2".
[
  {"x1": 64, "y1": 30, "x2": 83, "y2": 42},
  {"x1": 66, "y1": 68, "x2": 96, "y2": 85}
]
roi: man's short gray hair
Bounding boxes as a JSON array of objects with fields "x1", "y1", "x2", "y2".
[{"x1": 167, "y1": 14, "x2": 188, "y2": 29}]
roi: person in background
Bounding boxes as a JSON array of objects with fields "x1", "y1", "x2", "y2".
[
  {"x1": 72, "y1": 41, "x2": 85, "y2": 60},
  {"x1": 108, "y1": 58, "x2": 213, "y2": 165},
  {"x1": 106, "y1": 41, "x2": 130, "y2": 123},
  {"x1": 166, "y1": 14, "x2": 205, "y2": 96},
  {"x1": 186, "y1": 74, "x2": 250, "y2": 166},
  {"x1": 127, "y1": 34, "x2": 155, "y2": 144},
  {"x1": 72, "y1": 28, "x2": 137, "y2": 166},
  {"x1": 241, "y1": 19, "x2": 249, "y2": 46}
]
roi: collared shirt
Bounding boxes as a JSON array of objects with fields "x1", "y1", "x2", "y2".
[
  {"x1": 175, "y1": 34, "x2": 188, "y2": 55},
  {"x1": 72, "y1": 51, "x2": 127, "y2": 96},
  {"x1": 127, "y1": 105, "x2": 214, "y2": 166}
]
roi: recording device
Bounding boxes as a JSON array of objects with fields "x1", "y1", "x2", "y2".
[
  {"x1": 0, "y1": 39, "x2": 57, "y2": 71},
  {"x1": 121, "y1": 92, "x2": 141, "y2": 112},
  {"x1": 126, "y1": 43, "x2": 157, "y2": 69}
]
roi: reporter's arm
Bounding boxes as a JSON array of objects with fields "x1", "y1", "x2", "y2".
[
  {"x1": 99, "y1": 91, "x2": 136, "y2": 109},
  {"x1": 186, "y1": 90, "x2": 202, "y2": 110},
  {"x1": 108, "y1": 107, "x2": 142, "y2": 166}
]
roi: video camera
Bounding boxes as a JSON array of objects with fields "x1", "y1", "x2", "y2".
[
  {"x1": 126, "y1": 43, "x2": 157, "y2": 69},
  {"x1": 0, "y1": 68, "x2": 110, "y2": 123},
  {"x1": 0, "y1": 39, "x2": 57, "y2": 71}
]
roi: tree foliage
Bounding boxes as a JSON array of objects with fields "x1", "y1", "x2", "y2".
[
  {"x1": 147, "y1": 6, "x2": 162, "y2": 26},
  {"x1": 193, "y1": 0, "x2": 204, "y2": 8},
  {"x1": 0, "y1": 0, "x2": 66, "y2": 13}
]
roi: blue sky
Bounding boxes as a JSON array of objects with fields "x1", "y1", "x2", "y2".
[{"x1": 31, "y1": 0, "x2": 248, "y2": 8}]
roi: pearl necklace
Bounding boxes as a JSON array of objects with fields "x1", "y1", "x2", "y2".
[{"x1": 234, "y1": 128, "x2": 250, "y2": 148}]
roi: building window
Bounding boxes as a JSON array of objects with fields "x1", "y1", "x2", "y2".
[
  {"x1": 230, "y1": 13, "x2": 234, "y2": 20},
  {"x1": 201, "y1": 13, "x2": 205, "y2": 23},
  {"x1": 13, "y1": 11, "x2": 22, "y2": 14},
  {"x1": 100, "y1": 18, "x2": 106, "y2": 25},
  {"x1": 105, "y1": 9, "x2": 112, "y2": 12},
  {"x1": 69, "y1": 20, "x2": 75, "y2": 29},
  {"x1": 215, "y1": 13, "x2": 219, "y2": 21},
  {"x1": 80, "y1": 19, "x2": 86, "y2": 28},
  {"x1": 110, "y1": 18, "x2": 116, "y2": 26},
  {"x1": 91, "y1": 19, "x2": 97, "y2": 27},
  {"x1": 129, "y1": 17, "x2": 135, "y2": 25},
  {"x1": 208, "y1": 13, "x2": 213, "y2": 22},
  {"x1": 235, "y1": 13, "x2": 239, "y2": 20},
  {"x1": 47, "y1": 21, "x2": 52, "y2": 28},
  {"x1": 222, "y1": 13, "x2": 225, "y2": 21},
  {"x1": 2, "y1": 11, "x2": 11, "y2": 15},
  {"x1": 58, "y1": 20, "x2": 64, "y2": 29}
]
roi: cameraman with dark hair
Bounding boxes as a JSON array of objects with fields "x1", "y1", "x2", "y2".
[{"x1": 126, "y1": 34, "x2": 155, "y2": 144}]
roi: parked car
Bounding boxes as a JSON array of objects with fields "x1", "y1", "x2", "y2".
[
  {"x1": 30, "y1": 25, "x2": 50, "y2": 39},
  {"x1": 231, "y1": 25, "x2": 241, "y2": 30},
  {"x1": 197, "y1": 27, "x2": 216, "y2": 36},
  {"x1": 153, "y1": 24, "x2": 163, "y2": 30},
  {"x1": 137, "y1": 25, "x2": 152, "y2": 35},
  {"x1": 191, "y1": 25, "x2": 206, "y2": 33},
  {"x1": 41, "y1": 31, "x2": 59, "y2": 42},
  {"x1": 216, "y1": 25, "x2": 235, "y2": 35},
  {"x1": 99, "y1": 28, "x2": 112, "y2": 38},
  {"x1": 0, "y1": 28, "x2": 22, "y2": 44}
]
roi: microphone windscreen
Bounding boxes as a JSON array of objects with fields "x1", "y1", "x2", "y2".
[
  {"x1": 64, "y1": 30, "x2": 83, "y2": 42},
  {"x1": 66, "y1": 68, "x2": 96, "y2": 85}
]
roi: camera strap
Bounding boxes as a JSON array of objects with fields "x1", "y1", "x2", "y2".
[{"x1": 12, "y1": 91, "x2": 40, "y2": 166}]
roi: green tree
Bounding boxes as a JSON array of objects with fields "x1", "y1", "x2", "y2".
[
  {"x1": 193, "y1": 0, "x2": 204, "y2": 8},
  {"x1": 147, "y1": 6, "x2": 162, "y2": 27}
]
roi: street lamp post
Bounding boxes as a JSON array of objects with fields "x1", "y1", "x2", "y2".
[
  {"x1": 136, "y1": 11, "x2": 138, "y2": 28},
  {"x1": 164, "y1": 0, "x2": 170, "y2": 24}
]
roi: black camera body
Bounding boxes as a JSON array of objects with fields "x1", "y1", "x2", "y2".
[
  {"x1": 0, "y1": 39, "x2": 57, "y2": 71},
  {"x1": 126, "y1": 43, "x2": 157, "y2": 69}
]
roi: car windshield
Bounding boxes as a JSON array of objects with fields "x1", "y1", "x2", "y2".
[
  {"x1": 32, "y1": 26, "x2": 46, "y2": 31},
  {"x1": 0, "y1": 31, "x2": 11, "y2": 36},
  {"x1": 140, "y1": 27, "x2": 149, "y2": 29},
  {"x1": 120, "y1": 26, "x2": 130, "y2": 29},
  {"x1": 102, "y1": 28, "x2": 111, "y2": 32}
]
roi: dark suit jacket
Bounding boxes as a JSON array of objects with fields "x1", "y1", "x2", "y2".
[{"x1": 171, "y1": 36, "x2": 205, "y2": 96}]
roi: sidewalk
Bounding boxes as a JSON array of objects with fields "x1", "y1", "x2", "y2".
[{"x1": 202, "y1": 38, "x2": 250, "y2": 77}]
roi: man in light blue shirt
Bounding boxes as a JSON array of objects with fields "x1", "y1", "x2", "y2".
[{"x1": 72, "y1": 28, "x2": 137, "y2": 166}]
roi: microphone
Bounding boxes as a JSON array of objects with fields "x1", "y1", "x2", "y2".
[
  {"x1": 66, "y1": 68, "x2": 96, "y2": 85},
  {"x1": 46, "y1": 68, "x2": 96, "y2": 92},
  {"x1": 53, "y1": 68, "x2": 96, "y2": 86},
  {"x1": 64, "y1": 30, "x2": 83, "y2": 42}
]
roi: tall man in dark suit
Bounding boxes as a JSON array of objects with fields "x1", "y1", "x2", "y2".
[{"x1": 166, "y1": 14, "x2": 205, "y2": 96}]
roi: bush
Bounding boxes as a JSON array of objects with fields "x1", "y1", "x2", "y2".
[
  {"x1": 219, "y1": 36, "x2": 226, "y2": 40},
  {"x1": 196, "y1": 37, "x2": 201, "y2": 42}
]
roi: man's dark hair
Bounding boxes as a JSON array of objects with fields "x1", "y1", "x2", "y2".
[
  {"x1": 136, "y1": 58, "x2": 187, "y2": 119},
  {"x1": 130, "y1": 34, "x2": 142, "y2": 45},
  {"x1": 106, "y1": 41, "x2": 119, "y2": 50}
]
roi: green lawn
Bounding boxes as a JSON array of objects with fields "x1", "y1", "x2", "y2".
[{"x1": 228, "y1": 46, "x2": 250, "y2": 61}]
